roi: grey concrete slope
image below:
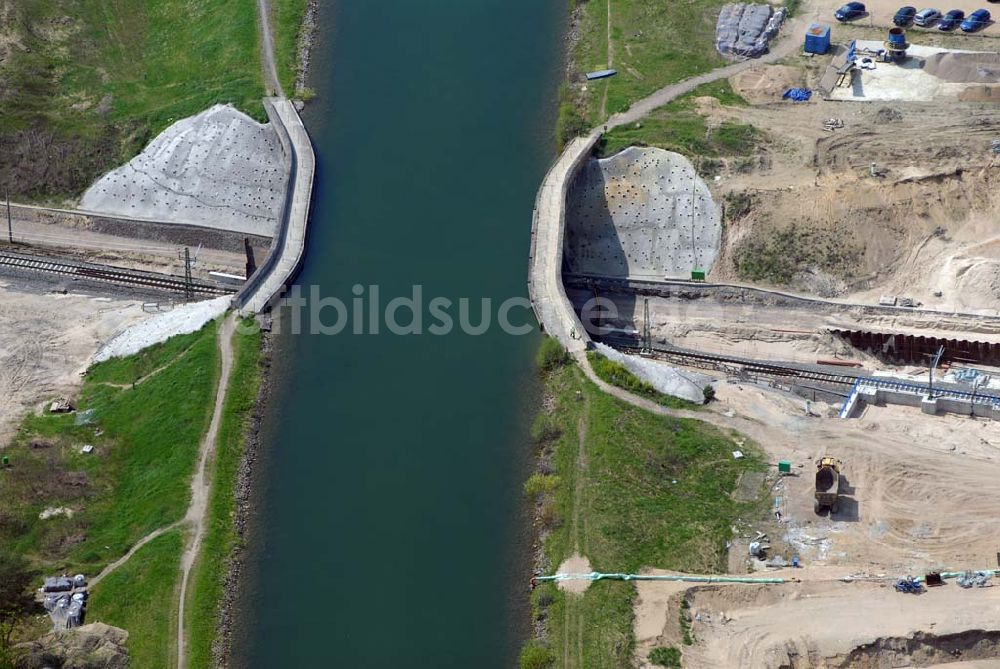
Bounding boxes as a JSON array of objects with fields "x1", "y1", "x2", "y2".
[{"x1": 234, "y1": 97, "x2": 314, "y2": 315}]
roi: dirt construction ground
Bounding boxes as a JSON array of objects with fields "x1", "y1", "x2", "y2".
[
  {"x1": 0, "y1": 274, "x2": 145, "y2": 446},
  {"x1": 588, "y1": 25, "x2": 1000, "y2": 659},
  {"x1": 629, "y1": 379, "x2": 1000, "y2": 667},
  {"x1": 712, "y1": 75, "x2": 1000, "y2": 305}
]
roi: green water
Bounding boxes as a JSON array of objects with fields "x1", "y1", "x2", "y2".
[{"x1": 233, "y1": 1, "x2": 565, "y2": 665}]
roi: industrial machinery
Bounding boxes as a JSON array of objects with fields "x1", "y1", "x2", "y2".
[{"x1": 814, "y1": 457, "x2": 843, "y2": 513}]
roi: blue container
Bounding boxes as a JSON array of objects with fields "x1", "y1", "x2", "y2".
[{"x1": 804, "y1": 23, "x2": 831, "y2": 54}]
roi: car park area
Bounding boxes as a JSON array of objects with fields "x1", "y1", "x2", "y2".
[{"x1": 836, "y1": 0, "x2": 1000, "y2": 34}]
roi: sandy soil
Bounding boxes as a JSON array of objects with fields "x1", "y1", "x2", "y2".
[
  {"x1": 556, "y1": 554, "x2": 595, "y2": 595},
  {"x1": 629, "y1": 376, "x2": 1000, "y2": 667},
  {"x1": 5, "y1": 218, "x2": 246, "y2": 278},
  {"x1": 0, "y1": 278, "x2": 144, "y2": 446},
  {"x1": 709, "y1": 75, "x2": 1000, "y2": 305}
]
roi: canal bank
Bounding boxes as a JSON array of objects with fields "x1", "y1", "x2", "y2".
[{"x1": 232, "y1": 1, "x2": 567, "y2": 666}]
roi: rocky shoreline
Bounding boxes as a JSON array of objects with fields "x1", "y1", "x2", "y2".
[
  {"x1": 212, "y1": 329, "x2": 273, "y2": 668},
  {"x1": 295, "y1": 0, "x2": 319, "y2": 95}
]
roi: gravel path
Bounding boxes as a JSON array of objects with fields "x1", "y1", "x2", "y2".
[
  {"x1": 176, "y1": 314, "x2": 236, "y2": 669},
  {"x1": 257, "y1": 0, "x2": 284, "y2": 97}
]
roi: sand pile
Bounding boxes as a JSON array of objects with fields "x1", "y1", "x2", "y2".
[
  {"x1": 730, "y1": 65, "x2": 803, "y2": 104},
  {"x1": 959, "y1": 84, "x2": 1000, "y2": 102},
  {"x1": 924, "y1": 52, "x2": 1000, "y2": 83},
  {"x1": 94, "y1": 296, "x2": 229, "y2": 362}
]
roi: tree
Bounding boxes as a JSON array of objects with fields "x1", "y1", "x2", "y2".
[{"x1": 0, "y1": 551, "x2": 37, "y2": 662}]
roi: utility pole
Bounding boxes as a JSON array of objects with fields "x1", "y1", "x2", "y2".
[
  {"x1": 6, "y1": 189, "x2": 12, "y2": 244},
  {"x1": 179, "y1": 247, "x2": 194, "y2": 301},
  {"x1": 926, "y1": 345, "x2": 945, "y2": 398},
  {"x1": 643, "y1": 297, "x2": 651, "y2": 353}
]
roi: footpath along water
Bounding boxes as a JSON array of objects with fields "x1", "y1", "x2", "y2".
[{"x1": 232, "y1": 1, "x2": 566, "y2": 666}]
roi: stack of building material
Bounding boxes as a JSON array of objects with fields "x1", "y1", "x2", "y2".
[{"x1": 716, "y1": 4, "x2": 787, "y2": 59}]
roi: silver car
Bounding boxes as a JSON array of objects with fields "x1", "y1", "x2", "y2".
[{"x1": 914, "y1": 7, "x2": 942, "y2": 25}]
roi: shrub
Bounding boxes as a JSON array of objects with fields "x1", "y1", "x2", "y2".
[
  {"x1": 524, "y1": 473, "x2": 561, "y2": 498},
  {"x1": 536, "y1": 337, "x2": 570, "y2": 372},
  {"x1": 519, "y1": 640, "x2": 555, "y2": 669},
  {"x1": 649, "y1": 645, "x2": 682, "y2": 668},
  {"x1": 531, "y1": 415, "x2": 562, "y2": 444},
  {"x1": 556, "y1": 102, "x2": 588, "y2": 148}
]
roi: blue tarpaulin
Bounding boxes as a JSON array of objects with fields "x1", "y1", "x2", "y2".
[{"x1": 783, "y1": 87, "x2": 812, "y2": 102}]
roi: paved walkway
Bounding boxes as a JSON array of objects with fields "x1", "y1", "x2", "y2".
[{"x1": 234, "y1": 97, "x2": 315, "y2": 315}]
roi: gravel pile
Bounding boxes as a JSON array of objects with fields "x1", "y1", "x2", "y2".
[
  {"x1": 93, "y1": 296, "x2": 229, "y2": 362},
  {"x1": 923, "y1": 52, "x2": 1000, "y2": 83}
]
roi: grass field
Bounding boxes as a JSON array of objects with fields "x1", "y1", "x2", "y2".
[
  {"x1": 0, "y1": 0, "x2": 304, "y2": 203},
  {"x1": 2, "y1": 321, "x2": 219, "y2": 574},
  {"x1": 272, "y1": 0, "x2": 310, "y2": 95},
  {"x1": 523, "y1": 349, "x2": 767, "y2": 667},
  {"x1": 185, "y1": 323, "x2": 263, "y2": 669},
  {"x1": 570, "y1": 0, "x2": 732, "y2": 125},
  {"x1": 587, "y1": 352, "x2": 704, "y2": 410},
  {"x1": 595, "y1": 81, "x2": 762, "y2": 172},
  {"x1": 87, "y1": 529, "x2": 185, "y2": 669}
]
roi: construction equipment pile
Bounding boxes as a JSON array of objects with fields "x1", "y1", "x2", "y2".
[
  {"x1": 956, "y1": 570, "x2": 993, "y2": 588},
  {"x1": 716, "y1": 4, "x2": 787, "y2": 60}
]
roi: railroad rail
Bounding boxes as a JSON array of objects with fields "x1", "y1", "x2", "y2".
[
  {"x1": 600, "y1": 333, "x2": 1000, "y2": 409},
  {"x1": 0, "y1": 251, "x2": 234, "y2": 296},
  {"x1": 600, "y1": 333, "x2": 865, "y2": 387}
]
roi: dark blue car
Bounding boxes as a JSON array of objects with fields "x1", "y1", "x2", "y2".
[
  {"x1": 894, "y1": 5, "x2": 917, "y2": 24},
  {"x1": 835, "y1": 1, "x2": 866, "y2": 20},
  {"x1": 938, "y1": 9, "x2": 965, "y2": 29},
  {"x1": 960, "y1": 8, "x2": 990, "y2": 30}
]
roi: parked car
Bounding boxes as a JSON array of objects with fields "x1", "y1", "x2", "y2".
[
  {"x1": 938, "y1": 9, "x2": 965, "y2": 29},
  {"x1": 914, "y1": 7, "x2": 942, "y2": 24},
  {"x1": 835, "y1": 1, "x2": 866, "y2": 20},
  {"x1": 960, "y1": 8, "x2": 991, "y2": 29},
  {"x1": 893, "y1": 5, "x2": 918, "y2": 23}
]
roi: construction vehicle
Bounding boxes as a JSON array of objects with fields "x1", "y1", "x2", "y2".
[{"x1": 814, "y1": 457, "x2": 843, "y2": 513}]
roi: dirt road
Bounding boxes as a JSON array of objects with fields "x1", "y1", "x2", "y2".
[
  {"x1": 257, "y1": 0, "x2": 284, "y2": 97},
  {"x1": 4, "y1": 218, "x2": 245, "y2": 277},
  {"x1": 176, "y1": 313, "x2": 236, "y2": 669}
]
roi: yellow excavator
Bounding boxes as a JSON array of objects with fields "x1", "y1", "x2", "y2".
[{"x1": 814, "y1": 457, "x2": 843, "y2": 514}]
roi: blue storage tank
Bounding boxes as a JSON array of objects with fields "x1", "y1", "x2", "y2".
[{"x1": 804, "y1": 23, "x2": 831, "y2": 55}]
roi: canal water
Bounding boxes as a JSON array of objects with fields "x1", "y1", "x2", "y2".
[{"x1": 233, "y1": 1, "x2": 565, "y2": 666}]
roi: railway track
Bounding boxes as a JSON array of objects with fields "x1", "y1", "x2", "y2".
[
  {"x1": 598, "y1": 333, "x2": 863, "y2": 387},
  {"x1": 0, "y1": 251, "x2": 234, "y2": 296}
]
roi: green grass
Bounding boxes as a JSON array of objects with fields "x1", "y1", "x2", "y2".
[
  {"x1": 525, "y1": 360, "x2": 768, "y2": 667},
  {"x1": 0, "y1": 0, "x2": 273, "y2": 202},
  {"x1": 733, "y1": 223, "x2": 863, "y2": 285},
  {"x1": 570, "y1": 0, "x2": 759, "y2": 125},
  {"x1": 272, "y1": 0, "x2": 310, "y2": 95},
  {"x1": 185, "y1": 322, "x2": 263, "y2": 669},
  {"x1": 87, "y1": 529, "x2": 184, "y2": 669},
  {"x1": 587, "y1": 351, "x2": 703, "y2": 410},
  {"x1": 2, "y1": 321, "x2": 220, "y2": 574},
  {"x1": 596, "y1": 81, "x2": 760, "y2": 164},
  {"x1": 649, "y1": 645, "x2": 682, "y2": 667}
]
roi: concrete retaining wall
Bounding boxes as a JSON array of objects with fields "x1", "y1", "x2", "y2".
[
  {"x1": 528, "y1": 131, "x2": 601, "y2": 352},
  {"x1": 234, "y1": 98, "x2": 314, "y2": 314},
  {"x1": 8, "y1": 203, "x2": 271, "y2": 255}
]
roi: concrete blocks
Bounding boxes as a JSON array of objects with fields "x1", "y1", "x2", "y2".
[
  {"x1": 565, "y1": 147, "x2": 721, "y2": 280},
  {"x1": 81, "y1": 104, "x2": 291, "y2": 237}
]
